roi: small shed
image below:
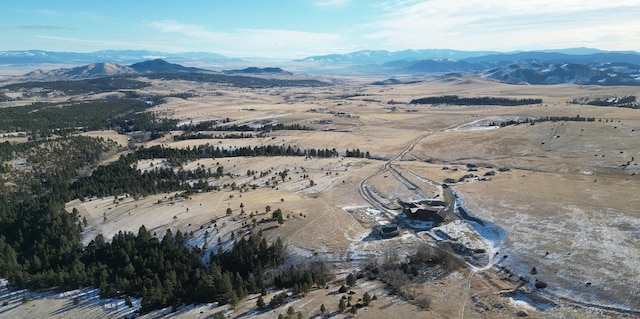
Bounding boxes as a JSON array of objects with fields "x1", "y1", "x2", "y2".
[{"x1": 378, "y1": 224, "x2": 400, "y2": 238}]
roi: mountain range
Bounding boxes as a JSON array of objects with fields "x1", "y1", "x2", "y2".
[
  {"x1": 8, "y1": 59, "x2": 300, "y2": 83},
  {"x1": 21, "y1": 59, "x2": 212, "y2": 80},
  {"x1": 299, "y1": 49, "x2": 640, "y2": 85},
  {"x1": 2, "y1": 48, "x2": 640, "y2": 86}
]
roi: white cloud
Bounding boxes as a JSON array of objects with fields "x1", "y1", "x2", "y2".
[
  {"x1": 18, "y1": 1, "x2": 640, "y2": 57},
  {"x1": 360, "y1": 0, "x2": 640, "y2": 52},
  {"x1": 149, "y1": 20, "x2": 230, "y2": 41},
  {"x1": 36, "y1": 35, "x2": 171, "y2": 52},
  {"x1": 148, "y1": 20, "x2": 347, "y2": 58}
]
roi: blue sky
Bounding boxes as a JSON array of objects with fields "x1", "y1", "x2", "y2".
[{"x1": 2, "y1": 0, "x2": 640, "y2": 58}]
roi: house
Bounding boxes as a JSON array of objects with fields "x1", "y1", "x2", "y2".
[
  {"x1": 399, "y1": 199, "x2": 448, "y2": 224},
  {"x1": 407, "y1": 207, "x2": 447, "y2": 223}
]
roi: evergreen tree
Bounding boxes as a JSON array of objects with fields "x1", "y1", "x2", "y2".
[
  {"x1": 363, "y1": 292, "x2": 371, "y2": 306},
  {"x1": 346, "y1": 273, "x2": 356, "y2": 287},
  {"x1": 256, "y1": 295, "x2": 266, "y2": 309},
  {"x1": 338, "y1": 298, "x2": 346, "y2": 312}
]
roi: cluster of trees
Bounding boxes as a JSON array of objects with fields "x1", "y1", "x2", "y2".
[
  {"x1": 178, "y1": 119, "x2": 230, "y2": 133},
  {"x1": 69, "y1": 157, "x2": 222, "y2": 199},
  {"x1": 0, "y1": 198, "x2": 83, "y2": 289},
  {"x1": 410, "y1": 95, "x2": 543, "y2": 106},
  {"x1": 0, "y1": 99, "x2": 176, "y2": 138},
  {"x1": 144, "y1": 72, "x2": 328, "y2": 88},
  {"x1": 490, "y1": 115, "x2": 596, "y2": 127},
  {"x1": 305, "y1": 148, "x2": 339, "y2": 158},
  {"x1": 0, "y1": 203, "x2": 285, "y2": 313},
  {"x1": 100, "y1": 230, "x2": 284, "y2": 312},
  {"x1": 173, "y1": 132, "x2": 254, "y2": 141},
  {"x1": 213, "y1": 123, "x2": 311, "y2": 133},
  {"x1": 1, "y1": 77, "x2": 149, "y2": 96},
  {"x1": 571, "y1": 95, "x2": 638, "y2": 108},
  {"x1": 586, "y1": 95, "x2": 637, "y2": 106},
  {"x1": 345, "y1": 148, "x2": 370, "y2": 158},
  {"x1": 65, "y1": 143, "x2": 368, "y2": 200},
  {"x1": 332, "y1": 273, "x2": 373, "y2": 316},
  {"x1": 177, "y1": 120, "x2": 311, "y2": 134},
  {"x1": 134, "y1": 144, "x2": 340, "y2": 162},
  {"x1": 272, "y1": 261, "x2": 332, "y2": 294},
  {"x1": 360, "y1": 243, "x2": 463, "y2": 306},
  {"x1": 0, "y1": 136, "x2": 119, "y2": 199},
  {"x1": 0, "y1": 136, "x2": 367, "y2": 202}
]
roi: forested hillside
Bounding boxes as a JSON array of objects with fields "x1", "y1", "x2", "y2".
[{"x1": 0, "y1": 93, "x2": 343, "y2": 313}]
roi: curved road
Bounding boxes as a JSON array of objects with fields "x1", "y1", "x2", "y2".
[
  {"x1": 356, "y1": 131, "x2": 503, "y2": 319},
  {"x1": 357, "y1": 133, "x2": 430, "y2": 221},
  {"x1": 356, "y1": 122, "x2": 639, "y2": 318}
]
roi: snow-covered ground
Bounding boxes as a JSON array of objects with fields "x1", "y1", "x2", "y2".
[
  {"x1": 448, "y1": 116, "x2": 522, "y2": 132},
  {"x1": 0, "y1": 280, "x2": 141, "y2": 318}
]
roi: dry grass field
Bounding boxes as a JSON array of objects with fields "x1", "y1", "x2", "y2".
[{"x1": 1, "y1": 75, "x2": 639, "y2": 318}]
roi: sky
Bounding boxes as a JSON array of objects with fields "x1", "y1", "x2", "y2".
[{"x1": 2, "y1": 0, "x2": 640, "y2": 59}]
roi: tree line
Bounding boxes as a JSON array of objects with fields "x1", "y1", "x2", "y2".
[
  {"x1": 69, "y1": 144, "x2": 363, "y2": 199},
  {"x1": 1, "y1": 77, "x2": 149, "y2": 96},
  {"x1": 184, "y1": 122, "x2": 311, "y2": 133},
  {"x1": 0, "y1": 99, "x2": 176, "y2": 138},
  {"x1": 570, "y1": 95, "x2": 639, "y2": 108},
  {"x1": 345, "y1": 148, "x2": 370, "y2": 158},
  {"x1": 143, "y1": 72, "x2": 328, "y2": 88},
  {"x1": 490, "y1": 115, "x2": 596, "y2": 127},
  {"x1": 410, "y1": 95, "x2": 543, "y2": 106},
  {"x1": 173, "y1": 132, "x2": 254, "y2": 141}
]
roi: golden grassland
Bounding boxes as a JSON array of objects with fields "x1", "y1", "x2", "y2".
[{"x1": 2, "y1": 75, "x2": 638, "y2": 318}]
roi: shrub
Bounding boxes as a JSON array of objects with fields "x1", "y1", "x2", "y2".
[
  {"x1": 416, "y1": 296, "x2": 431, "y2": 309},
  {"x1": 535, "y1": 281, "x2": 547, "y2": 289}
]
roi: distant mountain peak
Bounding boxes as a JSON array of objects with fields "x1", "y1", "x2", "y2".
[
  {"x1": 17, "y1": 59, "x2": 212, "y2": 81},
  {"x1": 24, "y1": 62, "x2": 135, "y2": 80},
  {"x1": 222, "y1": 67, "x2": 291, "y2": 75},
  {"x1": 128, "y1": 59, "x2": 207, "y2": 73}
]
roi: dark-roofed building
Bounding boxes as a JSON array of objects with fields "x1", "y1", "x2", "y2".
[
  {"x1": 399, "y1": 199, "x2": 448, "y2": 224},
  {"x1": 378, "y1": 224, "x2": 400, "y2": 238},
  {"x1": 408, "y1": 208, "x2": 447, "y2": 223}
]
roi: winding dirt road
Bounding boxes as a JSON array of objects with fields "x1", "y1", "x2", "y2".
[
  {"x1": 356, "y1": 131, "x2": 506, "y2": 319},
  {"x1": 358, "y1": 133, "x2": 429, "y2": 211}
]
